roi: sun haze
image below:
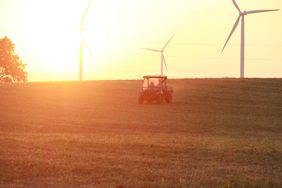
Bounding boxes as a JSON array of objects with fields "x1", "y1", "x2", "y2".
[{"x1": 0, "y1": 0, "x2": 281, "y2": 81}]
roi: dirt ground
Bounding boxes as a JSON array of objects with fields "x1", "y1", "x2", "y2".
[{"x1": 0, "y1": 79, "x2": 282, "y2": 187}]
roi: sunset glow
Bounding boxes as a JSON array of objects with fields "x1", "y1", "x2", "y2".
[{"x1": 0, "y1": 0, "x2": 281, "y2": 81}]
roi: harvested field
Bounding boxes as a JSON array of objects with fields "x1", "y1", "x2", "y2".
[{"x1": 0, "y1": 79, "x2": 282, "y2": 187}]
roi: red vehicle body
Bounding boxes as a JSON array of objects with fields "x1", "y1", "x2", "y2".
[{"x1": 138, "y1": 75, "x2": 173, "y2": 104}]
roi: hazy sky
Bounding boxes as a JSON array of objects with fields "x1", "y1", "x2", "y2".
[{"x1": 0, "y1": 0, "x2": 281, "y2": 81}]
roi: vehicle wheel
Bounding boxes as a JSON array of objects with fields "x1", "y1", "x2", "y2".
[{"x1": 138, "y1": 95, "x2": 144, "y2": 104}]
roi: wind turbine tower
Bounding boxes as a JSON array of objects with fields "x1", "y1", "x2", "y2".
[
  {"x1": 79, "y1": 0, "x2": 93, "y2": 81},
  {"x1": 222, "y1": 0, "x2": 279, "y2": 78}
]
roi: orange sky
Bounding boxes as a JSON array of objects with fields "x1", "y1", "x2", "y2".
[{"x1": 0, "y1": 0, "x2": 281, "y2": 81}]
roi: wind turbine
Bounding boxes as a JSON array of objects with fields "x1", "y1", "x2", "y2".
[
  {"x1": 79, "y1": 0, "x2": 93, "y2": 81},
  {"x1": 221, "y1": 0, "x2": 279, "y2": 78},
  {"x1": 143, "y1": 35, "x2": 174, "y2": 76}
]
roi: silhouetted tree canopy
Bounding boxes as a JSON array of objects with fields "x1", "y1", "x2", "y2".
[{"x1": 0, "y1": 36, "x2": 27, "y2": 82}]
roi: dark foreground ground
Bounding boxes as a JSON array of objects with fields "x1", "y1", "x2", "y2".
[{"x1": 0, "y1": 79, "x2": 282, "y2": 187}]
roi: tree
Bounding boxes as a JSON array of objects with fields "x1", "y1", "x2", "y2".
[{"x1": 0, "y1": 37, "x2": 27, "y2": 82}]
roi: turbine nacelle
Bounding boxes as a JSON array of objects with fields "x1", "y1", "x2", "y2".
[{"x1": 240, "y1": 11, "x2": 247, "y2": 16}]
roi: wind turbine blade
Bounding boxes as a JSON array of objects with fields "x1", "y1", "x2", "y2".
[
  {"x1": 142, "y1": 48, "x2": 161, "y2": 52},
  {"x1": 80, "y1": 0, "x2": 93, "y2": 27},
  {"x1": 162, "y1": 34, "x2": 175, "y2": 51},
  {"x1": 222, "y1": 15, "x2": 241, "y2": 53},
  {"x1": 246, "y1": 9, "x2": 279, "y2": 14},
  {"x1": 162, "y1": 54, "x2": 168, "y2": 72},
  {"x1": 232, "y1": 0, "x2": 241, "y2": 13},
  {"x1": 83, "y1": 39, "x2": 95, "y2": 58}
]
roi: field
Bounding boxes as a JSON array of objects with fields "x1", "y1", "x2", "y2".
[{"x1": 0, "y1": 79, "x2": 282, "y2": 187}]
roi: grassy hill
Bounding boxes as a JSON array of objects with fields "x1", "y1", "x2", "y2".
[{"x1": 0, "y1": 79, "x2": 282, "y2": 187}]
